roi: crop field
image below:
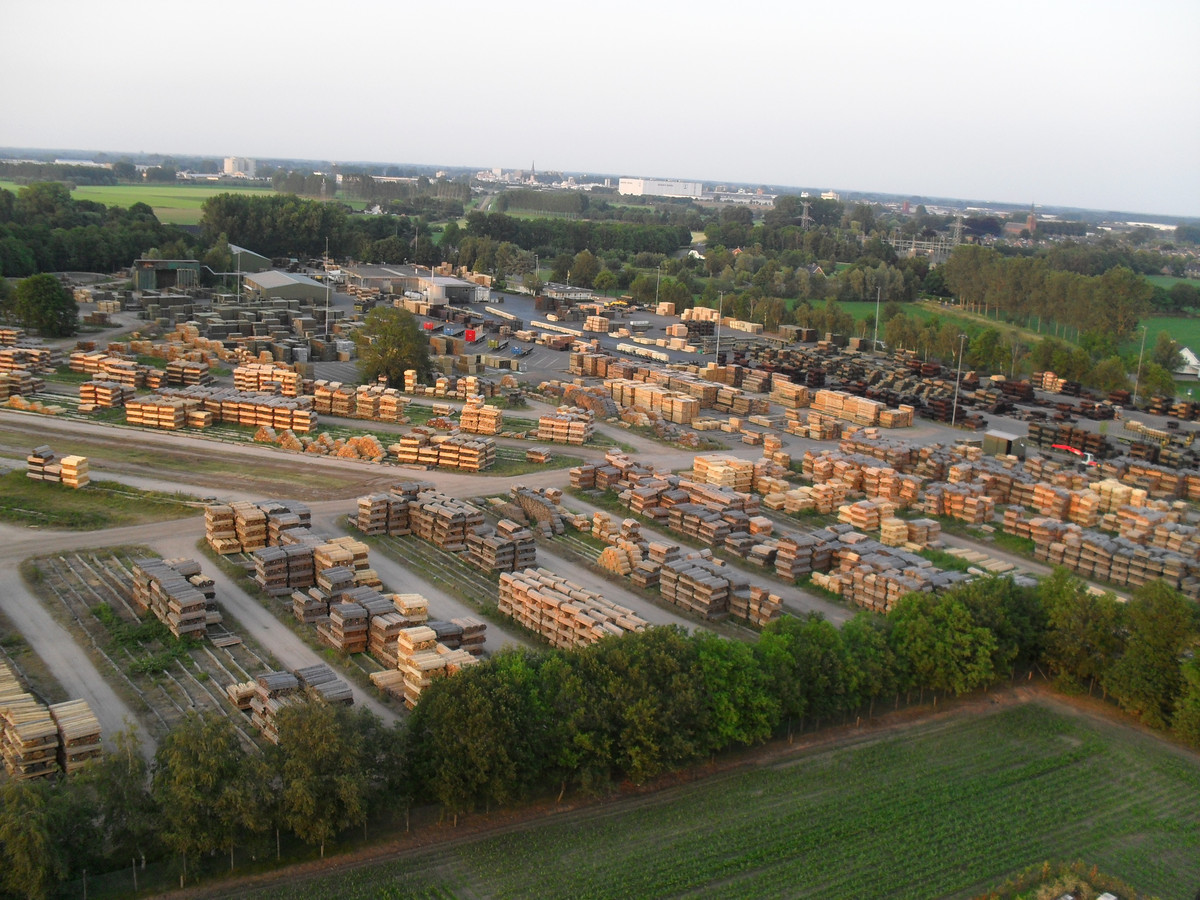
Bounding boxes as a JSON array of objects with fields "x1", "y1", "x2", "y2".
[
  {"x1": 231, "y1": 701, "x2": 1200, "y2": 900},
  {"x1": 1130, "y1": 315, "x2": 1200, "y2": 353},
  {"x1": 0, "y1": 179, "x2": 273, "y2": 225}
]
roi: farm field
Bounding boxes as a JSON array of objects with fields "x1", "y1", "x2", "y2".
[
  {"x1": 230, "y1": 700, "x2": 1200, "y2": 900},
  {"x1": 1129, "y1": 315, "x2": 1200, "y2": 353},
  {"x1": 1146, "y1": 274, "x2": 1200, "y2": 290},
  {"x1": 0, "y1": 179, "x2": 273, "y2": 225}
]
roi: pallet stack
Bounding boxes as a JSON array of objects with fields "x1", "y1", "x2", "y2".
[
  {"x1": 406, "y1": 490, "x2": 486, "y2": 552},
  {"x1": 165, "y1": 360, "x2": 213, "y2": 387},
  {"x1": 658, "y1": 556, "x2": 748, "y2": 620},
  {"x1": 497, "y1": 568, "x2": 647, "y2": 648}
]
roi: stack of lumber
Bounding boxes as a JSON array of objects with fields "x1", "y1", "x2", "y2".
[
  {"x1": 454, "y1": 616, "x2": 487, "y2": 655},
  {"x1": 204, "y1": 505, "x2": 240, "y2": 554},
  {"x1": 25, "y1": 445, "x2": 59, "y2": 483},
  {"x1": 537, "y1": 407, "x2": 595, "y2": 444},
  {"x1": 459, "y1": 396, "x2": 504, "y2": 434},
  {"x1": 225, "y1": 681, "x2": 257, "y2": 710},
  {"x1": 233, "y1": 501, "x2": 268, "y2": 552},
  {"x1": 295, "y1": 664, "x2": 354, "y2": 704},
  {"x1": 234, "y1": 362, "x2": 299, "y2": 396},
  {"x1": 60, "y1": 455, "x2": 89, "y2": 489},
  {"x1": 355, "y1": 493, "x2": 390, "y2": 536},
  {"x1": 731, "y1": 585, "x2": 783, "y2": 627},
  {"x1": 498, "y1": 568, "x2": 647, "y2": 648},
  {"x1": 923, "y1": 483, "x2": 996, "y2": 525},
  {"x1": 407, "y1": 490, "x2": 486, "y2": 552},
  {"x1": 79, "y1": 379, "x2": 134, "y2": 408},
  {"x1": 125, "y1": 397, "x2": 188, "y2": 429},
  {"x1": 659, "y1": 556, "x2": 748, "y2": 620},
  {"x1": 691, "y1": 454, "x2": 755, "y2": 491},
  {"x1": 48, "y1": 700, "x2": 102, "y2": 775},
  {"x1": 248, "y1": 666, "x2": 354, "y2": 743},
  {"x1": 770, "y1": 379, "x2": 810, "y2": 409},
  {"x1": 465, "y1": 519, "x2": 537, "y2": 572},
  {"x1": 131, "y1": 558, "x2": 214, "y2": 638},
  {"x1": 165, "y1": 360, "x2": 212, "y2": 387},
  {"x1": 1, "y1": 695, "x2": 59, "y2": 780},
  {"x1": 388, "y1": 430, "x2": 497, "y2": 471},
  {"x1": 597, "y1": 541, "x2": 644, "y2": 577}
]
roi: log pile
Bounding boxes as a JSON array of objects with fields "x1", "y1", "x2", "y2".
[{"x1": 498, "y1": 568, "x2": 647, "y2": 648}]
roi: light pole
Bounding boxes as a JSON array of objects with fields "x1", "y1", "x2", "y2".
[
  {"x1": 654, "y1": 261, "x2": 664, "y2": 308},
  {"x1": 1133, "y1": 324, "x2": 1148, "y2": 404},
  {"x1": 951, "y1": 333, "x2": 968, "y2": 427},
  {"x1": 714, "y1": 291, "x2": 724, "y2": 362}
]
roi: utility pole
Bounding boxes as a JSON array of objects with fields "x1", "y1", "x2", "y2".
[
  {"x1": 324, "y1": 236, "x2": 331, "y2": 339},
  {"x1": 714, "y1": 291, "x2": 724, "y2": 363},
  {"x1": 951, "y1": 333, "x2": 967, "y2": 427},
  {"x1": 873, "y1": 285, "x2": 881, "y2": 352},
  {"x1": 655, "y1": 260, "x2": 664, "y2": 307},
  {"x1": 1133, "y1": 324, "x2": 1148, "y2": 405}
]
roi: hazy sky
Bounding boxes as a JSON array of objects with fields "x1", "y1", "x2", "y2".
[{"x1": 3, "y1": 0, "x2": 1197, "y2": 216}]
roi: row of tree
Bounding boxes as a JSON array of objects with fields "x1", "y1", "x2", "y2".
[
  {"x1": 2, "y1": 572, "x2": 1195, "y2": 898},
  {"x1": 0, "y1": 183, "x2": 185, "y2": 277},
  {"x1": 0, "y1": 273, "x2": 78, "y2": 337}
]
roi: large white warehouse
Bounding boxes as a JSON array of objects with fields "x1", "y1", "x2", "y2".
[{"x1": 618, "y1": 177, "x2": 704, "y2": 199}]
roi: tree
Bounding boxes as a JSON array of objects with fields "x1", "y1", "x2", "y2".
[
  {"x1": 1151, "y1": 330, "x2": 1183, "y2": 372},
  {"x1": 274, "y1": 702, "x2": 369, "y2": 857},
  {"x1": 152, "y1": 713, "x2": 261, "y2": 882},
  {"x1": 889, "y1": 592, "x2": 997, "y2": 699},
  {"x1": 12, "y1": 273, "x2": 77, "y2": 337},
  {"x1": 1173, "y1": 657, "x2": 1200, "y2": 748},
  {"x1": 1040, "y1": 569, "x2": 1122, "y2": 694},
  {"x1": 1136, "y1": 361, "x2": 1176, "y2": 400},
  {"x1": 593, "y1": 269, "x2": 617, "y2": 296},
  {"x1": 1088, "y1": 356, "x2": 1131, "y2": 393},
  {"x1": 85, "y1": 728, "x2": 158, "y2": 867},
  {"x1": 570, "y1": 250, "x2": 600, "y2": 288},
  {"x1": 0, "y1": 780, "x2": 65, "y2": 900},
  {"x1": 353, "y1": 307, "x2": 430, "y2": 387},
  {"x1": 1103, "y1": 581, "x2": 1198, "y2": 728}
]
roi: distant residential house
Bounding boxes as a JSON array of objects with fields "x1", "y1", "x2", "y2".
[{"x1": 1176, "y1": 346, "x2": 1200, "y2": 377}]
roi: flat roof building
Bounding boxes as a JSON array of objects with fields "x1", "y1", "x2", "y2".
[
  {"x1": 618, "y1": 177, "x2": 703, "y2": 199},
  {"x1": 243, "y1": 270, "x2": 328, "y2": 303}
]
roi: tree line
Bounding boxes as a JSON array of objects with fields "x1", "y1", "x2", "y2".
[
  {"x1": 0, "y1": 183, "x2": 185, "y2": 277},
  {"x1": 2, "y1": 571, "x2": 1196, "y2": 898}
]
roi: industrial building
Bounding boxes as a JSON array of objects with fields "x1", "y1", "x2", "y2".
[
  {"x1": 132, "y1": 259, "x2": 201, "y2": 291},
  {"x1": 618, "y1": 177, "x2": 704, "y2": 199},
  {"x1": 342, "y1": 264, "x2": 489, "y2": 304},
  {"x1": 243, "y1": 270, "x2": 328, "y2": 304},
  {"x1": 229, "y1": 244, "x2": 272, "y2": 274}
]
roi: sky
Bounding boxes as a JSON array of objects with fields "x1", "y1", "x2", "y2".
[{"x1": 3, "y1": 0, "x2": 1198, "y2": 217}]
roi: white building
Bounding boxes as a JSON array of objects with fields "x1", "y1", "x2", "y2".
[
  {"x1": 618, "y1": 177, "x2": 703, "y2": 199},
  {"x1": 223, "y1": 157, "x2": 257, "y2": 178}
]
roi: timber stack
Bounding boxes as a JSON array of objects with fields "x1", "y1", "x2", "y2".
[
  {"x1": 498, "y1": 568, "x2": 647, "y2": 649},
  {"x1": 131, "y1": 557, "x2": 220, "y2": 638}
]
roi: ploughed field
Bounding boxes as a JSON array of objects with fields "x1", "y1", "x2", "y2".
[{"x1": 233, "y1": 701, "x2": 1200, "y2": 899}]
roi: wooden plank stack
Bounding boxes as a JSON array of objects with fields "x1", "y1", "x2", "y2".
[
  {"x1": 60, "y1": 455, "x2": 89, "y2": 489},
  {"x1": 498, "y1": 568, "x2": 647, "y2": 648},
  {"x1": 79, "y1": 379, "x2": 134, "y2": 408},
  {"x1": 537, "y1": 407, "x2": 595, "y2": 444},
  {"x1": 132, "y1": 557, "x2": 215, "y2": 638},
  {"x1": 459, "y1": 396, "x2": 504, "y2": 434},
  {"x1": 25, "y1": 445, "x2": 59, "y2": 483},
  {"x1": 465, "y1": 519, "x2": 537, "y2": 572},
  {"x1": 1, "y1": 696, "x2": 59, "y2": 780},
  {"x1": 48, "y1": 700, "x2": 102, "y2": 775}
]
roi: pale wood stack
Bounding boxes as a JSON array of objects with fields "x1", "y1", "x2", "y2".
[
  {"x1": 537, "y1": 407, "x2": 595, "y2": 444},
  {"x1": 659, "y1": 556, "x2": 748, "y2": 620},
  {"x1": 459, "y1": 396, "x2": 504, "y2": 435},
  {"x1": 60, "y1": 455, "x2": 89, "y2": 489},
  {"x1": 205, "y1": 505, "x2": 241, "y2": 554},
  {"x1": 318, "y1": 602, "x2": 369, "y2": 654},
  {"x1": 165, "y1": 360, "x2": 213, "y2": 387},
  {"x1": 407, "y1": 490, "x2": 486, "y2": 552},
  {"x1": 235, "y1": 363, "x2": 300, "y2": 396},
  {"x1": 498, "y1": 568, "x2": 647, "y2": 649},
  {"x1": 48, "y1": 700, "x2": 102, "y2": 775},
  {"x1": 79, "y1": 379, "x2": 134, "y2": 408},
  {"x1": 1, "y1": 696, "x2": 59, "y2": 780},
  {"x1": 466, "y1": 519, "x2": 537, "y2": 572},
  {"x1": 125, "y1": 397, "x2": 188, "y2": 429}
]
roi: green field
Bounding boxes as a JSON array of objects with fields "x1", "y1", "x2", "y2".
[
  {"x1": 0, "y1": 179, "x2": 273, "y2": 225},
  {"x1": 1146, "y1": 274, "x2": 1200, "y2": 290},
  {"x1": 233, "y1": 701, "x2": 1200, "y2": 900},
  {"x1": 0, "y1": 470, "x2": 199, "y2": 529},
  {"x1": 1132, "y1": 315, "x2": 1200, "y2": 353}
]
